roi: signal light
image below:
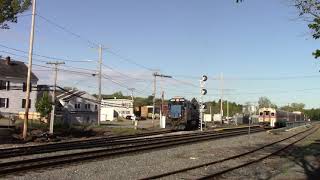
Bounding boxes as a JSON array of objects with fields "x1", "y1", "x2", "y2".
[
  {"x1": 202, "y1": 75, "x2": 208, "y2": 82},
  {"x1": 201, "y1": 89, "x2": 207, "y2": 95}
]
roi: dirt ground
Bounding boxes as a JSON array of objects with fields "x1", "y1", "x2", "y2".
[{"x1": 223, "y1": 126, "x2": 320, "y2": 180}]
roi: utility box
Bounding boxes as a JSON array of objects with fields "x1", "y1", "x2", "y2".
[
  {"x1": 213, "y1": 114, "x2": 222, "y2": 122},
  {"x1": 160, "y1": 116, "x2": 166, "y2": 128},
  {"x1": 204, "y1": 114, "x2": 212, "y2": 122}
]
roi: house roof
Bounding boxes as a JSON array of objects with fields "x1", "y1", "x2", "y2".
[
  {"x1": 56, "y1": 89, "x2": 98, "y2": 104},
  {"x1": 0, "y1": 57, "x2": 39, "y2": 81}
]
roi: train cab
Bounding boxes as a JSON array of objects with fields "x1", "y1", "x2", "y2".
[{"x1": 258, "y1": 108, "x2": 276, "y2": 127}]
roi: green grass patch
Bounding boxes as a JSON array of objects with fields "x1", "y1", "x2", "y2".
[{"x1": 111, "y1": 128, "x2": 138, "y2": 135}]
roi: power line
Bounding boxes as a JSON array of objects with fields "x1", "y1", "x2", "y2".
[
  {"x1": 0, "y1": 44, "x2": 93, "y2": 63},
  {"x1": 36, "y1": 14, "x2": 99, "y2": 48},
  {"x1": 106, "y1": 49, "x2": 154, "y2": 71}
]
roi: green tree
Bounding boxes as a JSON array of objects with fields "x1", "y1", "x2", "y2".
[
  {"x1": 258, "y1": 97, "x2": 271, "y2": 108},
  {"x1": 280, "y1": 102, "x2": 305, "y2": 112},
  {"x1": 0, "y1": 0, "x2": 31, "y2": 29},
  {"x1": 36, "y1": 92, "x2": 52, "y2": 118},
  {"x1": 295, "y1": 0, "x2": 320, "y2": 58}
]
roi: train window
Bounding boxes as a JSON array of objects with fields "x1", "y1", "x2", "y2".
[{"x1": 271, "y1": 113, "x2": 275, "y2": 116}]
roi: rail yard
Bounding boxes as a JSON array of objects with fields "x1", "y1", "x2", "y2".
[
  {"x1": 1, "y1": 0, "x2": 320, "y2": 179},
  {"x1": 0, "y1": 123, "x2": 316, "y2": 179}
]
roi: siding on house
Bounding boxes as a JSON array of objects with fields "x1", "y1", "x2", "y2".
[
  {"x1": 0, "y1": 57, "x2": 38, "y2": 117},
  {"x1": 57, "y1": 89, "x2": 98, "y2": 125}
]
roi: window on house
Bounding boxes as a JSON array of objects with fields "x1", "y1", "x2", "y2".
[
  {"x1": 75, "y1": 104, "x2": 81, "y2": 109},
  {"x1": 23, "y1": 82, "x2": 26, "y2": 92},
  {"x1": 22, "y1": 99, "x2": 31, "y2": 108},
  {"x1": 95, "y1": 105, "x2": 98, "y2": 110},
  {"x1": 0, "y1": 81, "x2": 9, "y2": 90},
  {"x1": 0, "y1": 98, "x2": 9, "y2": 108},
  {"x1": 22, "y1": 82, "x2": 32, "y2": 92},
  {"x1": 85, "y1": 104, "x2": 91, "y2": 109}
]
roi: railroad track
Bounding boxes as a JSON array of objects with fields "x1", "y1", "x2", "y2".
[
  {"x1": 0, "y1": 127, "x2": 264, "y2": 175},
  {"x1": 141, "y1": 125, "x2": 317, "y2": 180},
  {"x1": 0, "y1": 129, "x2": 173, "y2": 158},
  {"x1": 0, "y1": 126, "x2": 261, "y2": 159}
]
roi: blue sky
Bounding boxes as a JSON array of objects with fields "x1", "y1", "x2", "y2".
[{"x1": 0, "y1": 0, "x2": 319, "y2": 108}]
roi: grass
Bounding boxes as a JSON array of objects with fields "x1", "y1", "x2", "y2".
[{"x1": 111, "y1": 128, "x2": 138, "y2": 135}]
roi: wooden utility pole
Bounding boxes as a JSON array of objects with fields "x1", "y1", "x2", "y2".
[
  {"x1": 227, "y1": 100, "x2": 229, "y2": 118},
  {"x1": 152, "y1": 72, "x2": 172, "y2": 128},
  {"x1": 47, "y1": 61, "x2": 65, "y2": 134},
  {"x1": 220, "y1": 73, "x2": 223, "y2": 123},
  {"x1": 98, "y1": 45, "x2": 102, "y2": 126},
  {"x1": 23, "y1": 0, "x2": 36, "y2": 140}
]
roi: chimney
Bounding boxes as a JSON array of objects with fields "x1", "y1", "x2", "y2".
[{"x1": 4, "y1": 56, "x2": 11, "y2": 65}]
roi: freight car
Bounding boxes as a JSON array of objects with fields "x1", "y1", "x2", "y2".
[
  {"x1": 166, "y1": 97, "x2": 199, "y2": 130},
  {"x1": 258, "y1": 107, "x2": 305, "y2": 128}
]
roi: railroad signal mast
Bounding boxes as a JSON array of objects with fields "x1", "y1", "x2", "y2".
[{"x1": 199, "y1": 75, "x2": 208, "y2": 131}]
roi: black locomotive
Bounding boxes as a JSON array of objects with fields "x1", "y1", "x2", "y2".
[{"x1": 166, "y1": 97, "x2": 199, "y2": 130}]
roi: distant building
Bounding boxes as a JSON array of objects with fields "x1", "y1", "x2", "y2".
[
  {"x1": 100, "y1": 98, "x2": 133, "y2": 121},
  {"x1": 56, "y1": 89, "x2": 98, "y2": 125},
  {"x1": 0, "y1": 57, "x2": 38, "y2": 117},
  {"x1": 140, "y1": 106, "x2": 160, "y2": 119}
]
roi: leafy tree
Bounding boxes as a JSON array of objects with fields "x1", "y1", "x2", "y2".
[
  {"x1": 205, "y1": 100, "x2": 243, "y2": 116},
  {"x1": 35, "y1": 92, "x2": 52, "y2": 118},
  {"x1": 258, "y1": 97, "x2": 271, "y2": 108},
  {"x1": 280, "y1": 102, "x2": 305, "y2": 112},
  {"x1": 295, "y1": 0, "x2": 320, "y2": 58},
  {"x1": 257, "y1": 97, "x2": 277, "y2": 109},
  {"x1": 0, "y1": 0, "x2": 31, "y2": 29},
  {"x1": 305, "y1": 108, "x2": 320, "y2": 120}
]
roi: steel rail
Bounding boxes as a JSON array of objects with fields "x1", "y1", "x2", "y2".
[
  {"x1": 0, "y1": 127, "x2": 262, "y2": 159},
  {"x1": 140, "y1": 126, "x2": 316, "y2": 180},
  {"x1": 0, "y1": 128, "x2": 264, "y2": 175}
]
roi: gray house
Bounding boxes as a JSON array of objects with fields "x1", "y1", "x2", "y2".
[
  {"x1": 56, "y1": 89, "x2": 98, "y2": 125},
  {"x1": 0, "y1": 57, "x2": 38, "y2": 117}
]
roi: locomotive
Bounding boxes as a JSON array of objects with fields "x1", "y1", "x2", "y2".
[
  {"x1": 166, "y1": 97, "x2": 199, "y2": 130},
  {"x1": 258, "y1": 107, "x2": 305, "y2": 128}
]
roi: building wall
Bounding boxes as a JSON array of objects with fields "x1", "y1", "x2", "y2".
[
  {"x1": 59, "y1": 93, "x2": 98, "y2": 124},
  {"x1": 101, "y1": 99, "x2": 133, "y2": 121},
  {"x1": 0, "y1": 78, "x2": 37, "y2": 116}
]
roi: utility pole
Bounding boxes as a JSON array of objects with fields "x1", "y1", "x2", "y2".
[
  {"x1": 47, "y1": 61, "x2": 65, "y2": 134},
  {"x1": 97, "y1": 45, "x2": 103, "y2": 126},
  {"x1": 23, "y1": 0, "x2": 36, "y2": 140},
  {"x1": 152, "y1": 72, "x2": 172, "y2": 128},
  {"x1": 227, "y1": 100, "x2": 229, "y2": 119},
  {"x1": 220, "y1": 73, "x2": 223, "y2": 123}
]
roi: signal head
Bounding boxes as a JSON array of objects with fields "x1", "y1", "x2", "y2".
[
  {"x1": 201, "y1": 89, "x2": 207, "y2": 95},
  {"x1": 202, "y1": 75, "x2": 208, "y2": 82}
]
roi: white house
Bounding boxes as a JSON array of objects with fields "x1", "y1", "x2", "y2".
[
  {"x1": 56, "y1": 89, "x2": 98, "y2": 125},
  {"x1": 0, "y1": 56, "x2": 38, "y2": 117},
  {"x1": 100, "y1": 98, "x2": 133, "y2": 121}
]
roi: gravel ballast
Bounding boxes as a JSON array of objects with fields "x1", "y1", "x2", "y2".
[{"x1": 4, "y1": 125, "x2": 313, "y2": 180}]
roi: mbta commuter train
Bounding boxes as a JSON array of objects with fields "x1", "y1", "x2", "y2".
[
  {"x1": 258, "y1": 107, "x2": 305, "y2": 128},
  {"x1": 166, "y1": 97, "x2": 199, "y2": 130}
]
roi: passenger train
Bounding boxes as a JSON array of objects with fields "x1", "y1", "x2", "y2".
[
  {"x1": 166, "y1": 97, "x2": 199, "y2": 130},
  {"x1": 258, "y1": 107, "x2": 305, "y2": 128}
]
